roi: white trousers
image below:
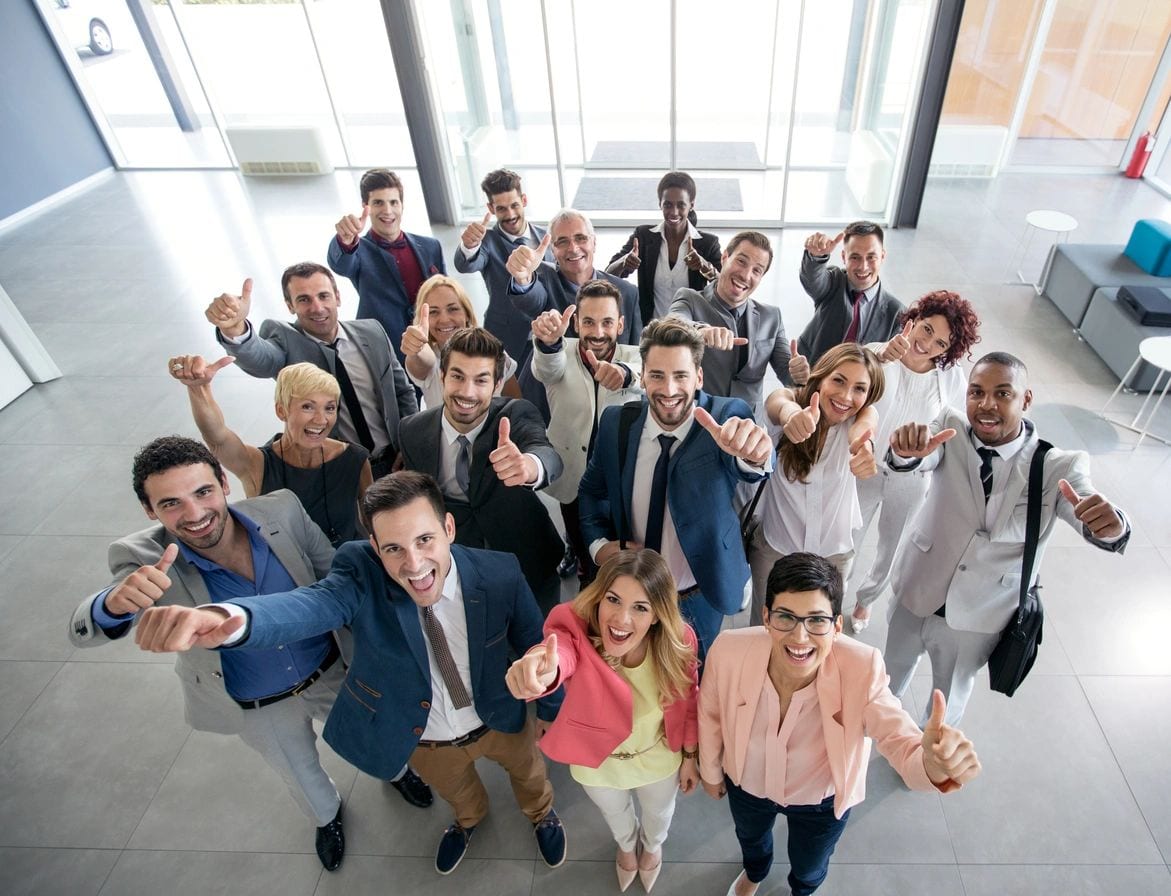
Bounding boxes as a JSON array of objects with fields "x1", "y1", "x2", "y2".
[
  {"x1": 883, "y1": 601, "x2": 1000, "y2": 727},
  {"x1": 236, "y1": 659, "x2": 344, "y2": 826},
  {"x1": 851, "y1": 468, "x2": 930, "y2": 611},
  {"x1": 579, "y1": 769, "x2": 681, "y2": 852},
  {"x1": 748, "y1": 529, "x2": 854, "y2": 627}
]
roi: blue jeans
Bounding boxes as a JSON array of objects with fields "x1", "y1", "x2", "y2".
[
  {"x1": 725, "y1": 777, "x2": 850, "y2": 895},
  {"x1": 678, "y1": 589, "x2": 723, "y2": 667}
]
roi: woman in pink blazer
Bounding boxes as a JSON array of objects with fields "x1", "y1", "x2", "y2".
[
  {"x1": 699, "y1": 553, "x2": 981, "y2": 896},
  {"x1": 507, "y1": 550, "x2": 699, "y2": 893}
]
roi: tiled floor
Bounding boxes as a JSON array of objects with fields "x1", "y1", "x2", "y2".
[{"x1": 1, "y1": 169, "x2": 1170, "y2": 896}]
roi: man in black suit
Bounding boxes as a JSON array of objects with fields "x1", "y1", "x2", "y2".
[{"x1": 398, "y1": 327, "x2": 566, "y2": 614}]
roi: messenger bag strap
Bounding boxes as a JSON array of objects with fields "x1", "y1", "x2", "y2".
[{"x1": 1018, "y1": 439, "x2": 1054, "y2": 616}]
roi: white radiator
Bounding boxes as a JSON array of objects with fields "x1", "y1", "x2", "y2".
[
  {"x1": 928, "y1": 125, "x2": 1009, "y2": 178},
  {"x1": 225, "y1": 126, "x2": 334, "y2": 176},
  {"x1": 846, "y1": 130, "x2": 894, "y2": 214}
]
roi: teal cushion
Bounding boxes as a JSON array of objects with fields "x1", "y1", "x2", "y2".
[{"x1": 1124, "y1": 219, "x2": 1171, "y2": 276}]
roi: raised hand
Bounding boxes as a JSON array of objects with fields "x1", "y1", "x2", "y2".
[
  {"x1": 507, "y1": 232, "x2": 553, "y2": 286},
  {"x1": 489, "y1": 416, "x2": 538, "y2": 487},
  {"x1": 788, "y1": 339, "x2": 810, "y2": 385},
  {"x1": 783, "y1": 392, "x2": 820, "y2": 444},
  {"x1": 531, "y1": 304, "x2": 575, "y2": 347},
  {"x1": 683, "y1": 237, "x2": 715, "y2": 280},
  {"x1": 168, "y1": 354, "x2": 234, "y2": 387},
  {"x1": 104, "y1": 543, "x2": 179, "y2": 616},
  {"x1": 804, "y1": 230, "x2": 845, "y2": 257},
  {"x1": 462, "y1": 211, "x2": 492, "y2": 250},
  {"x1": 848, "y1": 428, "x2": 876, "y2": 479},
  {"x1": 620, "y1": 238, "x2": 641, "y2": 276},
  {"x1": 505, "y1": 633, "x2": 559, "y2": 700},
  {"x1": 879, "y1": 320, "x2": 915, "y2": 363},
  {"x1": 585, "y1": 349, "x2": 626, "y2": 391},
  {"x1": 1059, "y1": 479, "x2": 1124, "y2": 539},
  {"x1": 401, "y1": 302, "x2": 431, "y2": 357},
  {"x1": 699, "y1": 326, "x2": 749, "y2": 352},
  {"x1": 204, "y1": 278, "x2": 253, "y2": 338},
  {"x1": 335, "y1": 206, "x2": 368, "y2": 247},
  {"x1": 135, "y1": 604, "x2": 245, "y2": 653},
  {"x1": 921, "y1": 689, "x2": 982, "y2": 786},
  {"x1": 695, "y1": 406, "x2": 771, "y2": 466},
  {"x1": 890, "y1": 423, "x2": 956, "y2": 459}
]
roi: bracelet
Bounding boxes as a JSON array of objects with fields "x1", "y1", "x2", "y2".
[{"x1": 681, "y1": 747, "x2": 698, "y2": 760}]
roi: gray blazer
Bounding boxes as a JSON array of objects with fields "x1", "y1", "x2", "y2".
[
  {"x1": 669, "y1": 282, "x2": 791, "y2": 419},
  {"x1": 509, "y1": 265, "x2": 643, "y2": 346},
  {"x1": 889, "y1": 409, "x2": 1129, "y2": 634},
  {"x1": 218, "y1": 318, "x2": 418, "y2": 451},
  {"x1": 68, "y1": 491, "x2": 337, "y2": 735},
  {"x1": 797, "y1": 252, "x2": 904, "y2": 365}
]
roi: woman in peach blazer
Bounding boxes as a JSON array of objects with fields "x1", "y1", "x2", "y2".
[{"x1": 698, "y1": 552, "x2": 981, "y2": 896}]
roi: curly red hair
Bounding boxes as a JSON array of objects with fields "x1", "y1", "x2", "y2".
[{"x1": 899, "y1": 290, "x2": 981, "y2": 369}]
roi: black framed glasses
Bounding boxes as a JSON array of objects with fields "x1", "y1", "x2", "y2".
[{"x1": 766, "y1": 610, "x2": 836, "y2": 636}]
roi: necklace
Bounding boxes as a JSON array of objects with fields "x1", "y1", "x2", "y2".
[{"x1": 274, "y1": 435, "x2": 339, "y2": 544}]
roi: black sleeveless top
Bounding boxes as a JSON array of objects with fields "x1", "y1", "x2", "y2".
[{"x1": 260, "y1": 435, "x2": 368, "y2": 545}]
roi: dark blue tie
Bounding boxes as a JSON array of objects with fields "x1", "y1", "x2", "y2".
[
  {"x1": 977, "y1": 447, "x2": 997, "y2": 503},
  {"x1": 644, "y1": 435, "x2": 676, "y2": 553}
]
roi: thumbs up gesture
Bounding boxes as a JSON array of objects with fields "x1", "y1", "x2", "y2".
[
  {"x1": 683, "y1": 237, "x2": 715, "y2": 280},
  {"x1": 532, "y1": 304, "x2": 576, "y2": 347},
  {"x1": 135, "y1": 604, "x2": 246, "y2": 653},
  {"x1": 401, "y1": 303, "x2": 431, "y2": 357},
  {"x1": 505, "y1": 633, "x2": 560, "y2": 700},
  {"x1": 168, "y1": 354, "x2": 234, "y2": 387},
  {"x1": 921, "y1": 689, "x2": 982, "y2": 787},
  {"x1": 783, "y1": 392, "x2": 821, "y2": 444},
  {"x1": 788, "y1": 339, "x2": 810, "y2": 386},
  {"x1": 1058, "y1": 479, "x2": 1123, "y2": 539},
  {"x1": 848, "y1": 428, "x2": 877, "y2": 479},
  {"x1": 890, "y1": 423, "x2": 956, "y2": 459},
  {"x1": 804, "y1": 230, "x2": 845, "y2": 257},
  {"x1": 104, "y1": 543, "x2": 180, "y2": 616},
  {"x1": 335, "y1": 206, "x2": 368, "y2": 248},
  {"x1": 489, "y1": 416, "x2": 539, "y2": 487},
  {"x1": 585, "y1": 349, "x2": 627, "y2": 391},
  {"x1": 695, "y1": 407, "x2": 772, "y2": 466},
  {"x1": 507, "y1": 232, "x2": 553, "y2": 286},
  {"x1": 699, "y1": 325, "x2": 749, "y2": 352},
  {"x1": 620, "y1": 237, "x2": 641, "y2": 276},
  {"x1": 462, "y1": 211, "x2": 492, "y2": 250},
  {"x1": 879, "y1": 320, "x2": 915, "y2": 363},
  {"x1": 204, "y1": 278, "x2": 253, "y2": 338}
]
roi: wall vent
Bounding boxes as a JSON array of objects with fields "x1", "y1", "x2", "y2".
[{"x1": 226, "y1": 126, "x2": 334, "y2": 176}]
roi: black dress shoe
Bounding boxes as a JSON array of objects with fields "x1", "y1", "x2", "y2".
[
  {"x1": 389, "y1": 767, "x2": 433, "y2": 808},
  {"x1": 557, "y1": 543, "x2": 578, "y2": 578},
  {"x1": 315, "y1": 805, "x2": 345, "y2": 871}
]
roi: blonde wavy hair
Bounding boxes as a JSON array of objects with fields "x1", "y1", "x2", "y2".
[
  {"x1": 415, "y1": 275, "x2": 477, "y2": 347},
  {"x1": 273, "y1": 362, "x2": 340, "y2": 413}
]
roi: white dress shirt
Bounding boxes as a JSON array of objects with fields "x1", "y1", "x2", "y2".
[
  {"x1": 651, "y1": 221, "x2": 703, "y2": 319},
  {"x1": 418, "y1": 563, "x2": 486, "y2": 741},
  {"x1": 437, "y1": 409, "x2": 545, "y2": 499}
]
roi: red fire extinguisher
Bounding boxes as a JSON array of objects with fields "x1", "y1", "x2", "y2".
[{"x1": 1126, "y1": 132, "x2": 1155, "y2": 178}]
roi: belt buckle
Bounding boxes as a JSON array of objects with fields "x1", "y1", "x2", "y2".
[{"x1": 290, "y1": 675, "x2": 314, "y2": 698}]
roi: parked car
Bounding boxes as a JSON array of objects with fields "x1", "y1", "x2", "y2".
[{"x1": 51, "y1": 0, "x2": 114, "y2": 56}]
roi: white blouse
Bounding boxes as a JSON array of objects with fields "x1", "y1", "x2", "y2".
[{"x1": 867, "y1": 354, "x2": 967, "y2": 450}]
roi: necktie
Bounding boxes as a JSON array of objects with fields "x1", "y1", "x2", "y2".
[
  {"x1": 643, "y1": 435, "x2": 676, "y2": 553},
  {"x1": 327, "y1": 340, "x2": 375, "y2": 452},
  {"x1": 734, "y1": 308, "x2": 749, "y2": 374},
  {"x1": 421, "y1": 606, "x2": 472, "y2": 709},
  {"x1": 843, "y1": 290, "x2": 864, "y2": 343},
  {"x1": 977, "y1": 447, "x2": 997, "y2": 504},
  {"x1": 455, "y1": 435, "x2": 471, "y2": 497}
]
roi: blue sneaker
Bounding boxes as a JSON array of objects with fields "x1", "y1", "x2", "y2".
[
  {"x1": 533, "y1": 808, "x2": 567, "y2": 867},
  {"x1": 435, "y1": 822, "x2": 475, "y2": 875}
]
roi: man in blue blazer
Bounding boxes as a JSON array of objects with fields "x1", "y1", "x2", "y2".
[
  {"x1": 133, "y1": 472, "x2": 567, "y2": 877},
  {"x1": 578, "y1": 318, "x2": 774, "y2": 661},
  {"x1": 330, "y1": 168, "x2": 446, "y2": 363}
]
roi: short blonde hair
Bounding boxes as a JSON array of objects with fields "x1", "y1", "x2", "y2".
[
  {"x1": 274, "y1": 362, "x2": 341, "y2": 412},
  {"x1": 415, "y1": 275, "x2": 477, "y2": 346}
]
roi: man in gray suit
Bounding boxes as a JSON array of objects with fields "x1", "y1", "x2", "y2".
[
  {"x1": 883, "y1": 352, "x2": 1129, "y2": 725},
  {"x1": 668, "y1": 230, "x2": 791, "y2": 418},
  {"x1": 67, "y1": 436, "x2": 433, "y2": 871},
  {"x1": 206, "y1": 262, "x2": 418, "y2": 477}
]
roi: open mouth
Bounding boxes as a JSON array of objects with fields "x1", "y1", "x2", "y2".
[
  {"x1": 181, "y1": 515, "x2": 216, "y2": 537},
  {"x1": 973, "y1": 415, "x2": 1000, "y2": 435},
  {"x1": 607, "y1": 625, "x2": 633, "y2": 646},
  {"x1": 407, "y1": 569, "x2": 437, "y2": 594},
  {"x1": 654, "y1": 395, "x2": 685, "y2": 414},
  {"x1": 826, "y1": 397, "x2": 854, "y2": 417},
  {"x1": 784, "y1": 645, "x2": 815, "y2": 662},
  {"x1": 303, "y1": 426, "x2": 327, "y2": 440},
  {"x1": 451, "y1": 396, "x2": 479, "y2": 412}
]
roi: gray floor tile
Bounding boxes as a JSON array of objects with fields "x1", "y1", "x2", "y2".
[
  {"x1": 100, "y1": 849, "x2": 323, "y2": 896},
  {"x1": 314, "y1": 856, "x2": 535, "y2": 896},
  {"x1": 0, "y1": 534, "x2": 24, "y2": 564},
  {"x1": 0, "y1": 445, "x2": 98, "y2": 534},
  {"x1": 0, "y1": 661, "x2": 62, "y2": 743},
  {"x1": 0, "y1": 846, "x2": 119, "y2": 896},
  {"x1": 958, "y1": 863, "x2": 1171, "y2": 896}
]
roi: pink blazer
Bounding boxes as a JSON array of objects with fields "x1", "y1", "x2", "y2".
[
  {"x1": 698, "y1": 628, "x2": 953, "y2": 818},
  {"x1": 537, "y1": 602, "x2": 699, "y2": 768}
]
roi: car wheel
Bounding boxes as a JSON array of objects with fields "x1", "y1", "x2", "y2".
[{"x1": 89, "y1": 19, "x2": 113, "y2": 55}]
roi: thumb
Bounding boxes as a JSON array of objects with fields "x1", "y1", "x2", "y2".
[
  {"x1": 927, "y1": 428, "x2": 958, "y2": 450},
  {"x1": 808, "y1": 391, "x2": 821, "y2": 419},
  {"x1": 790, "y1": 339, "x2": 799, "y2": 356},
  {"x1": 481, "y1": 211, "x2": 492, "y2": 226},
  {"x1": 543, "y1": 633, "x2": 558, "y2": 669},
  {"x1": 849, "y1": 428, "x2": 873, "y2": 454},
  {"x1": 924, "y1": 688, "x2": 947, "y2": 737},
  {"x1": 195, "y1": 613, "x2": 245, "y2": 649},
  {"x1": 833, "y1": 230, "x2": 846, "y2": 247},
  {"x1": 732, "y1": 337, "x2": 749, "y2": 346},
  {"x1": 209, "y1": 356, "x2": 235, "y2": 375},
  {"x1": 1058, "y1": 479, "x2": 1081, "y2": 506},
  {"x1": 498, "y1": 415, "x2": 512, "y2": 445},
  {"x1": 241, "y1": 278, "x2": 253, "y2": 302},
  {"x1": 537, "y1": 232, "x2": 552, "y2": 255},
  {"x1": 418, "y1": 303, "x2": 430, "y2": 335},
  {"x1": 693, "y1": 406, "x2": 721, "y2": 437},
  {"x1": 687, "y1": 236, "x2": 694, "y2": 253},
  {"x1": 561, "y1": 304, "x2": 576, "y2": 331},
  {"x1": 584, "y1": 349, "x2": 599, "y2": 368},
  {"x1": 359, "y1": 207, "x2": 369, "y2": 227},
  {"x1": 632, "y1": 237, "x2": 639, "y2": 255},
  {"x1": 900, "y1": 319, "x2": 914, "y2": 339},
  {"x1": 155, "y1": 542, "x2": 179, "y2": 574}
]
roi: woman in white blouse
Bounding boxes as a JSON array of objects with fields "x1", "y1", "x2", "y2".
[
  {"x1": 849, "y1": 290, "x2": 981, "y2": 633},
  {"x1": 746, "y1": 344, "x2": 885, "y2": 624}
]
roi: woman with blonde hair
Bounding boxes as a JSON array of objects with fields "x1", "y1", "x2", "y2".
[
  {"x1": 506, "y1": 549, "x2": 699, "y2": 893},
  {"x1": 168, "y1": 355, "x2": 371, "y2": 544},
  {"x1": 400, "y1": 274, "x2": 520, "y2": 408},
  {"x1": 746, "y1": 343, "x2": 885, "y2": 623}
]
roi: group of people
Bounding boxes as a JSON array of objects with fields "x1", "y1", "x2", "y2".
[{"x1": 70, "y1": 166, "x2": 1131, "y2": 896}]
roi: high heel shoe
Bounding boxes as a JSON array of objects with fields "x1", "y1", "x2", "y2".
[
  {"x1": 616, "y1": 847, "x2": 638, "y2": 893},
  {"x1": 637, "y1": 849, "x2": 661, "y2": 893}
]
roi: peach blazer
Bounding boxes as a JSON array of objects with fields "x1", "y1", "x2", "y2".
[{"x1": 698, "y1": 628, "x2": 953, "y2": 819}]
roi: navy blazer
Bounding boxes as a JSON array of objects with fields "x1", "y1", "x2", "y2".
[
  {"x1": 577, "y1": 391, "x2": 769, "y2": 616},
  {"x1": 229, "y1": 542, "x2": 559, "y2": 781},
  {"x1": 328, "y1": 231, "x2": 446, "y2": 363}
]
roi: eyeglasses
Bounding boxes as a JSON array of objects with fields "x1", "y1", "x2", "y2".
[{"x1": 766, "y1": 610, "x2": 836, "y2": 636}]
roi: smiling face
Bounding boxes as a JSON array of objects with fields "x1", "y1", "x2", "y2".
[
  {"x1": 641, "y1": 345, "x2": 703, "y2": 431},
  {"x1": 365, "y1": 186, "x2": 403, "y2": 242},
  {"x1": 763, "y1": 587, "x2": 841, "y2": 690},
  {"x1": 596, "y1": 574, "x2": 658, "y2": 665},
  {"x1": 659, "y1": 186, "x2": 693, "y2": 233},
  {"x1": 369, "y1": 497, "x2": 455, "y2": 608},
  {"x1": 440, "y1": 351, "x2": 497, "y2": 433},
  {"x1": 841, "y1": 233, "x2": 885, "y2": 292},
  {"x1": 551, "y1": 215, "x2": 596, "y2": 281},
  {"x1": 276, "y1": 391, "x2": 338, "y2": 452},
  {"x1": 142, "y1": 463, "x2": 233, "y2": 552},
  {"x1": 426, "y1": 286, "x2": 471, "y2": 348},
  {"x1": 967, "y1": 361, "x2": 1032, "y2": 446},
  {"x1": 716, "y1": 241, "x2": 770, "y2": 308},
  {"x1": 816, "y1": 359, "x2": 872, "y2": 425},
  {"x1": 488, "y1": 189, "x2": 527, "y2": 237},
  {"x1": 903, "y1": 313, "x2": 953, "y2": 372},
  {"x1": 575, "y1": 294, "x2": 624, "y2": 361},
  {"x1": 285, "y1": 272, "x2": 341, "y2": 343}
]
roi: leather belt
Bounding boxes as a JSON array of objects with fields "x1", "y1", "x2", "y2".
[
  {"x1": 418, "y1": 724, "x2": 490, "y2": 749},
  {"x1": 234, "y1": 640, "x2": 340, "y2": 710}
]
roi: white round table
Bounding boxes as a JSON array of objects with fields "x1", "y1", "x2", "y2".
[
  {"x1": 1009, "y1": 209, "x2": 1079, "y2": 293},
  {"x1": 1100, "y1": 335, "x2": 1171, "y2": 447}
]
